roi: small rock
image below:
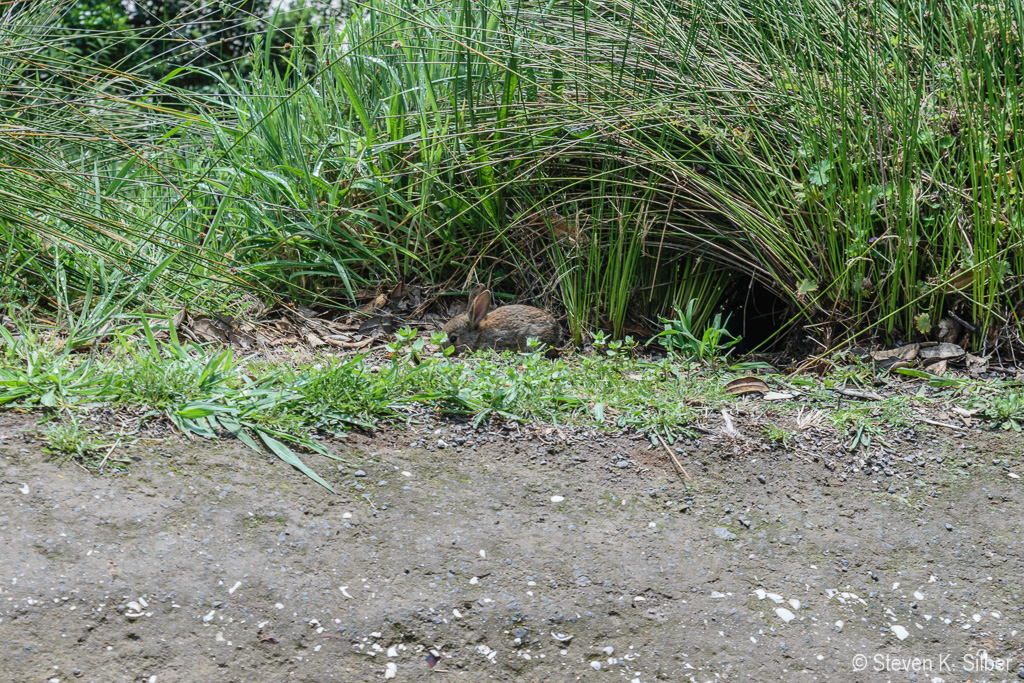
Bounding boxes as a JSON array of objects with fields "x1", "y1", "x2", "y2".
[{"x1": 714, "y1": 527, "x2": 738, "y2": 541}]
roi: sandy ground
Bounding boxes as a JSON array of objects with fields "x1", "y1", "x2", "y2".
[{"x1": 1, "y1": 410, "x2": 1023, "y2": 683}]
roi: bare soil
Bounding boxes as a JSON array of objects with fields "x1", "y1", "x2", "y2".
[{"x1": 1, "y1": 411, "x2": 1023, "y2": 682}]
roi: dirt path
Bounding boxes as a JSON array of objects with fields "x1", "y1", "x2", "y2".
[{"x1": 1, "y1": 411, "x2": 1023, "y2": 682}]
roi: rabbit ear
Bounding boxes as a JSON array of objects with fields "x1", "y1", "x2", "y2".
[
  {"x1": 468, "y1": 284, "x2": 487, "y2": 306},
  {"x1": 468, "y1": 289, "x2": 491, "y2": 329}
]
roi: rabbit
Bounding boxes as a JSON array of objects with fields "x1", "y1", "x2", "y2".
[{"x1": 442, "y1": 286, "x2": 560, "y2": 354}]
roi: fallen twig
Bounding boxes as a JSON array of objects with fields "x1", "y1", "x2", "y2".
[
  {"x1": 655, "y1": 433, "x2": 690, "y2": 481},
  {"x1": 918, "y1": 416, "x2": 968, "y2": 432},
  {"x1": 98, "y1": 439, "x2": 120, "y2": 473}
]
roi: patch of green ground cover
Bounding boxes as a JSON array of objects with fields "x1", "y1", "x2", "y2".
[
  {"x1": 3, "y1": 317, "x2": 1022, "y2": 490},
  {"x1": 278, "y1": 329, "x2": 729, "y2": 438},
  {"x1": 41, "y1": 417, "x2": 111, "y2": 469}
]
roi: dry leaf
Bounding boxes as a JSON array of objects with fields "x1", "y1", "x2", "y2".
[
  {"x1": 882, "y1": 359, "x2": 913, "y2": 373},
  {"x1": 870, "y1": 343, "x2": 919, "y2": 362},
  {"x1": 965, "y1": 353, "x2": 989, "y2": 374},
  {"x1": 724, "y1": 376, "x2": 769, "y2": 396},
  {"x1": 359, "y1": 293, "x2": 388, "y2": 313},
  {"x1": 187, "y1": 318, "x2": 230, "y2": 343},
  {"x1": 269, "y1": 336, "x2": 301, "y2": 347},
  {"x1": 918, "y1": 342, "x2": 965, "y2": 361},
  {"x1": 936, "y1": 318, "x2": 962, "y2": 344},
  {"x1": 763, "y1": 391, "x2": 797, "y2": 401}
]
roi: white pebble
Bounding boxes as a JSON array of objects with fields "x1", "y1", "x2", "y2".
[
  {"x1": 384, "y1": 662, "x2": 397, "y2": 679},
  {"x1": 550, "y1": 495, "x2": 564, "y2": 503},
  {"x1": 891, "y1": 625, "x2": 910, "y2": 640},
  {"x1": 775, "y1": 608, "x2": 795, "y2": 623},
  {"x1": 229, "y1": 582, "x2": 242, "y2": 595},
  {"x1": 788, "y1": 599, "x2": 800, "y2": 610},
  {"x1": 202, "y1": 610, "x2": 216, "y2": 622},
  {"x1": 479, "y1": 550, "x2": 486, "y2": 559},
  {"x1": 469, "y1": 577, "x2": 479, "y2": 585},
  {"x1": 590, "y1": 661, "x2": 601, "y2": 670}
]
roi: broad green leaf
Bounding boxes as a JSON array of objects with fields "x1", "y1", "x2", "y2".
[
  {"x1": 808, "y1": 160, "x2": 833, "y2": 187},
  {"x1": 257, "y1": 430, "x2": 335, "y2": 493}
]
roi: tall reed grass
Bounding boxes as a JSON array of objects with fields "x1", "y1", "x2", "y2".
[{"x1": 1, "y1": 0, "x2": 1021, "y2": 350}]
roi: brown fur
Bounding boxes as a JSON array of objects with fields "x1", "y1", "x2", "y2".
[{"x1": 441, "y1": 289, "x2": 560, "y2": 354}]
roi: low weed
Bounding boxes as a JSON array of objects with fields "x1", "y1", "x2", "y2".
[
  {"x1": 762, "y1": 423, "x2": 791, "y2": 449},
  {"x1": 41, "y1": 418, "x2": 109, "y2": 468},
  {"x1": 649, "y1": 300, "x2": 739, "y2": 364},
  {"x1": 973, "y1": 390, "x2": 1024, "y2": 432}
]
